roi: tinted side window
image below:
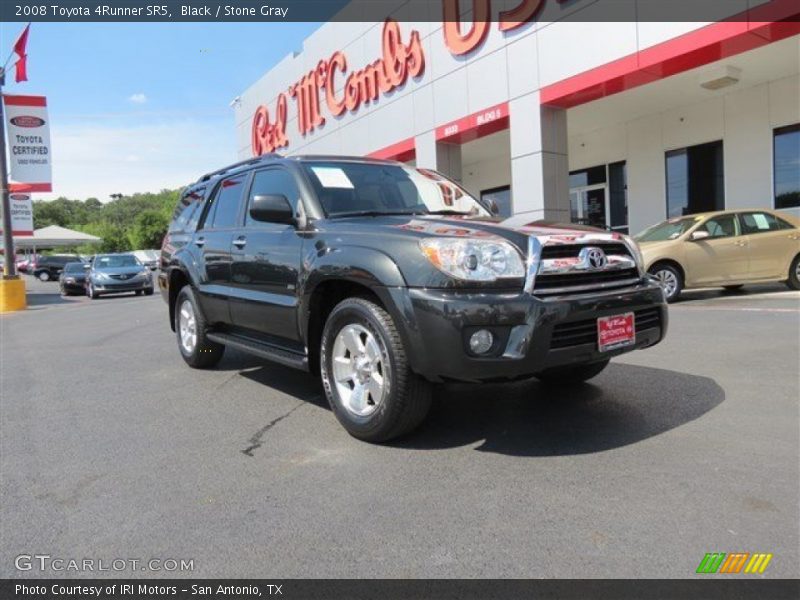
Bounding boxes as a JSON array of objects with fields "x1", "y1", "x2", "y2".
[
  {"x1": 739, "y1": 212, "x2": 790, "y2": 235},
  {"x1": 700, "y1": 214, "x2": 738, "y2": 238},
  {"x1": 205, "y1": 175, "x2": 247, "y2": 229},
  {"x1": 171, "y1": 186, "x2": 206, "y2": 232},
  {"x1": 246, "y1": 168, "x2": 300, "y2": 227}
]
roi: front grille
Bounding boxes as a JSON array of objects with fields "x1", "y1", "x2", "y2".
[
  {"x1": 550, "y1": 307, "x2": 662, "y2": 350},
  {"x1": 534, "y1": 268, "x2": 640, "y2": 295},
  {"x1": 109, "y1": 274, "x2": 135, "y2": 281},
  {"x1": 540, "y1": 243, "x2": 631, "y2": 260}
]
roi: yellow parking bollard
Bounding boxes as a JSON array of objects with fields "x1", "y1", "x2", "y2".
[{"x1": 0, "y1": 278, "x2": 27, "y2": 313}]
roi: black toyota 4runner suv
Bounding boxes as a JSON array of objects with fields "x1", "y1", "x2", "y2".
[{"x1": 160, "y1": 155, "x2": 667, "y2": 442}]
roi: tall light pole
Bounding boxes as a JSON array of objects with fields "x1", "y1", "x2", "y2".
[{"x1": 0, "y1": 66, "x2": 17, "y2": 279}]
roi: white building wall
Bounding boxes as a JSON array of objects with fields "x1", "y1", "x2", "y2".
[
  {"x1": 235, "y1": 1, "x2": 798, "y2": 227},
  {"x1": 567, "y1": 73, "x2": 800, "y2": 233}
]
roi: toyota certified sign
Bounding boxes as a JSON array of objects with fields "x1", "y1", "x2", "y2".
[
  {"x1": 0, "y1": 193, "x2": 34, "y2": 237},
  {"x1": 3, "y1": 95, "x2": 52, "y2": 193}
]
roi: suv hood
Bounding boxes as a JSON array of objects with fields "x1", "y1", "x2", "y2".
[{"x1": 322, "y1": 214, "x2": 627, "y2": 253}]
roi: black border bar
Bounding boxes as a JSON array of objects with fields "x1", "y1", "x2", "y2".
[
  {"x1": 3, "y1": 579, "x2": 800, "y2": 600},
  {"x1": 2, "y1": 0, "x2": 799, "y2": 23}
]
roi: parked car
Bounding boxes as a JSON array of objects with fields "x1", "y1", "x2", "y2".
[
  {"x1": 16, "y1": 254, "x2": 40, "y2": 273},
  {"x1": 159, "y1": 155, "x2": 667, "y2": 442},
  {"x1": 86, "y1": 253, "x2": 154, "y2": 299},
  {"x1": 636, "y1": 209, "x2": 800, "y2": 302},
  {"x1": 59, "y1": 262, "x2": 90, "y2": 296},
  {"x1": 132, "y1": 249, "x2": 160, "y2": 270},
  {"x1": 32, "y1": 255, "x2": 82, "y2": 281}
]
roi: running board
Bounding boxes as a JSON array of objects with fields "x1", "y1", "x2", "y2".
[{"x1": 206, "y1": 332, "x2": 309, "y2": 371}]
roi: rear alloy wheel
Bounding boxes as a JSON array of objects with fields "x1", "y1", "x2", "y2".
[
  {"x1": 536, "y1": 359, "x2": 610, "y2": 384},
  {"x1": 174, "y1": 286, "x2": 224, "y2": 368},
  {"x1": 649, "y1": 264, "x2": 682, "y2": 302},
  {"x1": 320, "y1": 297, "x2": 431, "y2": 442},
  {"x1": 787, "y1": 255, "x2": 800, "y2": 291},
  {"x1": 38, "y1": 271, "x2": 50, "y2": 282}
]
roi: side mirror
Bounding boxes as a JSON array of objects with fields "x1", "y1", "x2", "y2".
[
  {"x1": 690, "y1": 230, "x2": 710, "y2": 241},
  {"x1": 486, "y1": 199, "x2": 500, "y2": 216},
  {"x1": 249, "y1": 194, "x2": 294, "y2": 225}
]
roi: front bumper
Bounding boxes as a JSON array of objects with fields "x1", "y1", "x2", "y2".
[
  {"x1": 389, "y1": 280, "x2": 667, "y2": 383},
  {"x1": 92, "y1": 279, "x2": 153, "y2": 293}
]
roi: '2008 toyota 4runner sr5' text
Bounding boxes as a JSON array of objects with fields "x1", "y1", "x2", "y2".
[{"x1": 160, "y1": 155, "x2": 668, "y2": 442}]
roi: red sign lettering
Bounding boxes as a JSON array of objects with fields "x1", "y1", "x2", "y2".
[{"x1": 251, "y1": 93, "x2": 289, "y2": 156}]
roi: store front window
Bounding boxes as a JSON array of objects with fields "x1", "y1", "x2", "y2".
[
  {"x1": 665, "y1": 140, "x2": 724, "y2": 218},
  {"x1": 774, "y1": 124, "x2": 800, "y2": 209},
  {"x1": 569, "y1": 163, "x2": 628, "y2": 232}
]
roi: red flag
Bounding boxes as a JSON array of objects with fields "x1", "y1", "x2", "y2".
[
  {"x1": 13, "y1": 24, "x2": 30, "y2": 57},
  {"x1": 12, "y1": 24, "x2": 30, "y2": 83},
  {"x1": 15, "y1": 56, "x2": 28, "y2": 83}
]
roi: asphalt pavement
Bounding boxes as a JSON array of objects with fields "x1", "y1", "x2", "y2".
[{"x1": 1, "y1": 276, "x2": 798, "y2": 578}]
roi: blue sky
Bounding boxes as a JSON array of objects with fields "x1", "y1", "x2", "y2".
[{"x1": 0, "y1": 22, "x2": 320, "y2": 200}]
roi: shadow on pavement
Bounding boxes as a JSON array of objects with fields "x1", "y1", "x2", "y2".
[
  {"x1": 217, "y1": 350, "x2": 724, "y2": 456},
  {"x1": 400, "y1": 363, "x2": 724, "y2": 456}
]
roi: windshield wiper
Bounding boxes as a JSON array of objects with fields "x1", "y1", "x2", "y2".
[
  {"x1": 329, "y1": 210, "x2": 424, "y2": 218},
  {"x1": 423, "y1": 210, "x2": 474, "y2": 216}
]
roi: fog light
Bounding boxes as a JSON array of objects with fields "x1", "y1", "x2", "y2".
[{"x1": 469, "y1": 329, "x2": 494, "y2": 355}]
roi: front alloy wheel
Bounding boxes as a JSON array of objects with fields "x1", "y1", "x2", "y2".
[
  {"x1": 331, "y1": 323, "x2": 387, "y2": 417},
  {"x1": 320, "y1": 297, "x2": 432, "y2": 442}
]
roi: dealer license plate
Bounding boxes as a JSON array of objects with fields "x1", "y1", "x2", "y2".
[{"x1": 597, "y1": 313, "x2": 635, "y2": 352}]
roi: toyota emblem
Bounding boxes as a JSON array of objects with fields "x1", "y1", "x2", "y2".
[{"x1": 580, "y1": 246, "x2": 608, "y2": 270}]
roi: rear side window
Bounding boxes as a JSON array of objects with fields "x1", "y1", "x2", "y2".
[
  {"x1": 204, "y1": 175, "x2": 247, "y2": 229},
  {"x1": 246, "y1": 168, "x2": 300, "y2": 227},
  {"x1": 171, "y1": 186, "x2": 206, "y2": 233},
  {"x1": 739, "y1": 212, "x2": 792, "y2": 234}
]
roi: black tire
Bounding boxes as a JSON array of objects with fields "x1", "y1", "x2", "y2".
[
  {"x1": 174, "y1": 286, "x2": 224, "y2": 369},
  {"x1": 87, "y1": 284, "x2": 100, "y2": 299},
  {"x1": 37, "y1": 270, "x2": 51, "y2": 282},
  {"x1": 135, "y1": 290, "x2": 143, "y2": 296},
  {"x1": 144, "y1": 287, "x2": 154, "y2": 296},
  {"x1": 648, "y1": 263, "x2": 683, "y2": 302},
  {"x1": 723, "y1": 285, "x2": 744, "y2": 292},
  {"x1": 320, "y1": 297, "x2": 432, "y2": 442},
  {"x1": 787, "y1": 255, "x2": 800, "y2": 291},
  {"x1": 536, "y1": 359, "x2": 610, "y2": 384}
]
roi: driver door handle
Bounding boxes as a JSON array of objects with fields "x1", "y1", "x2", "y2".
[
  {"x1": 233, "y1": 237, "x2": 247, "y2": 248},
  {"x1": 194, "y1": 237, "x2": 205, "y2": 247},
  {"x1": 734, "y1": 240, "x2": 748, "y2": 247}
]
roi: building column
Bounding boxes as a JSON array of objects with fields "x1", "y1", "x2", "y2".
[
  {"x1": 509, "y1": 91, "x2": 570, "y2": 220},
  {"x1": 414, "y1": 131, "x2": 463, "y2": 182}
]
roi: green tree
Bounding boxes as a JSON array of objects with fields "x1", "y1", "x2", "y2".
[{"x1": 128, "y1": 209, "x2": 169, "y2": 250}]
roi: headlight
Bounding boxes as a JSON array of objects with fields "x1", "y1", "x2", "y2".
[
  {"x1": 64, "y1": 277, "x2": 75, "y2": 283},
  {"x1": 420, "y1": 238, "x2": 525, "y2": 281},
  {"x1": 93, "y1": 272, "x2": 109, "y2": 281},
  {"x1": 139, "y1": 270, "x2": 151, "y2": 279}
]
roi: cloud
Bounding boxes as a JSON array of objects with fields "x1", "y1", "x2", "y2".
[
  {"x1": 41, "y1": 118, "x2": 236, "y2": 201},
  {"x1": 128, "y1": 93, "x2": 148, "y2": 104}
]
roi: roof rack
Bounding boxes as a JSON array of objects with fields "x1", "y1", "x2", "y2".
[
  {"x1": 292, "y1": 154, "x2": 399, "y2": 163},
  {"x1": 198, "y1": 153, "x2": 280, "y2": 182}
]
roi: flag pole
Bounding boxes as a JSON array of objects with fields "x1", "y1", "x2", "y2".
[{"x1": 0, "y1": 65, "x2": 17, "y2": 279}]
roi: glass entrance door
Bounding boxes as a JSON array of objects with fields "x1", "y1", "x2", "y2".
[{"x1": 570, "y1": 184, "x2": 607, "y2": 229}]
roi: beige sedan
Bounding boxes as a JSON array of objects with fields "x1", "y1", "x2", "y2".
[{"x1": 635, "y1": 209, "x2": 800, "y2": 302}]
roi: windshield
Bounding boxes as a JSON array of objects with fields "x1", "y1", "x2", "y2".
[
  {"x1": 64, "y1": 262, "x2": 87, "y2": 273},
  {"x1": 635, "y1": 216, "x2": 699, "y2": 242},
  {"x1": 94, "y1": 254, "x2": 141, "y2": 268},
  {"x1": 302, "y1": 161, "x2": 490, "y2": 218}
]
